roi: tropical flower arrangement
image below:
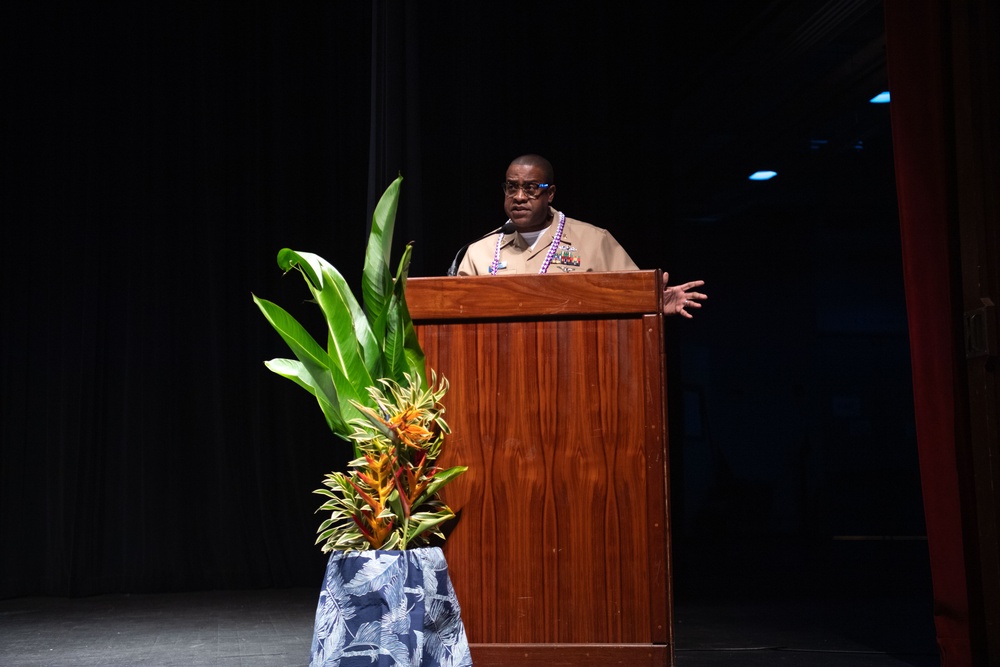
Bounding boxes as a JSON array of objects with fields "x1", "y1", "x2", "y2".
[
  {"x1": 315, "y1": 373, "x2": 464, "y2": 551},
  {"x1": 252, "y1": 176, "x2": 466, "y2": 552}
]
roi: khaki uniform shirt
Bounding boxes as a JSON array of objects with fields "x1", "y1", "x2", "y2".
[{"x1": 457, "y1": 209, "x2": 639, "y2": 275}]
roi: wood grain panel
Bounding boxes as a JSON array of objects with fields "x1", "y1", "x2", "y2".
[
  {"x1": 406, "y1": 271, "x2": 661, "y2": 321},
  {"x1": 410, "y1": 273, "x2": 672, "y2": 666}
]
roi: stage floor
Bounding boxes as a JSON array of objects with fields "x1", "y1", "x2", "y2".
[{"x1": 0, "y1": 586, "x2": 938, "y2": 667}]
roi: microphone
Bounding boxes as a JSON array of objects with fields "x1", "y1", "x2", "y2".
[{"x1": 446, "y1": 221, "x2": 517, "y2": 276}]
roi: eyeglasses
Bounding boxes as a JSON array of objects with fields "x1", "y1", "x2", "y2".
[{"x1": 501, "y1": 181, "x2": 551, "y2": 198}]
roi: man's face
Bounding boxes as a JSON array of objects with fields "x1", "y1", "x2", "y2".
[{"x1": 503, "y1": 163, "x2": 556, "y2": 233}]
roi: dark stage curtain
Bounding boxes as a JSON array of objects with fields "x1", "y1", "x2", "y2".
[
  {"x1": 2, "y1": 0, "x2": 696, "y2": 600},
  {"x1": 6, "y1": 1, "x2": 969, "y2": 628},
  {"x1": 2, "y1": 4, "x2": 374, "y2": 597},
  {"x1": 3, "y1": 3, "x2": 682, "y2": 598}
]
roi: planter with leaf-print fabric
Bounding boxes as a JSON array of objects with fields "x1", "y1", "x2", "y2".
[{"x1": 310, "y1": 547, "x2": 472, "y2": 667}]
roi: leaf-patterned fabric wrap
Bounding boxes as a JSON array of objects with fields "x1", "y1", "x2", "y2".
[{"x1": 310, "y1": 547, "x2": 473, "y2": 667}]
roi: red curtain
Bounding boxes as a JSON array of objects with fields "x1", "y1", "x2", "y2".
[{"x1": 884, "y1": 1, "x2": 972, "y2": 664}]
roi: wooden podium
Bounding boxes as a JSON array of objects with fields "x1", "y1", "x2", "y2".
[{"x1": 406, "y1": 271, "x2": 674, "y2": 667}]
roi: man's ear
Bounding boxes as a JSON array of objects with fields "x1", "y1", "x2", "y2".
[{"x1": 546, "y1": 185, "x2": 556, "y2": 203}]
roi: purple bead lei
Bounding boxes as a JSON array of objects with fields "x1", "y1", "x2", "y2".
[{"x1": 489, "y1": 212, "x2": 566, "y2": 275}]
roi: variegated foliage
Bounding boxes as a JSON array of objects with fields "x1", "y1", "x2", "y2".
[{"x1": 315, "y1": 374, "x2": 466, "y2": 552}]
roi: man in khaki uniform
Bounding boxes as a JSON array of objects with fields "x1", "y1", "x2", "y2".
[
  {"x1": 456, "y1": 154, "x2": 707, "y2": 318},
  {"x1": 458, "y1": 210, "x2": 639, "y2": 275}
]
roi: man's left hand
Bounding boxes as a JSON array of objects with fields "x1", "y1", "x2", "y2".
[{"x1": 662, "y1": 272, "x2": 707, "y2": 319}]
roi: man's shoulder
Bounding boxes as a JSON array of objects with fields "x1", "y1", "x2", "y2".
[{"x1": 561, "y1": 216, "x2": 613, "y2": 238}]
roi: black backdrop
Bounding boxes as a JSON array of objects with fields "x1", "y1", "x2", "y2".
[
  {"x1": 3, "y1": 2, "x2": 922, "y2": 600},
  {"x1": 4, "y1": 3, "x2": 376, "y2": 596}
]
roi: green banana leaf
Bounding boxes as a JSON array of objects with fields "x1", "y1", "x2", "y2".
[
  {"x1": 254, "y1": 174, "x2": 427, "y2": 447},
  {"x1": 378, "y1": 244, "x2": 417, "y2": 386},
  {"x1": 252, "y1": 295, "x2": 363, "y2": 436},
  {"x1": 397, "y1": 281, "x2": 426, "y2": 386},
  {"x1": 362, "y1": 175, "x2": 401, "y2": 342},
  {"x1": 262, "y1": 358, "x2": 352, "y2": 435},
  {"x1": 277, "y1": 250, "x2": 376, "y2": 393}
]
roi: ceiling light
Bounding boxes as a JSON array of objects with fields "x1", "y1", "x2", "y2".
[
  {"x1": 749, "y1": 171, "x2": 777, "y2": 181},
  {"x1": 869, "y1": 91, "x2": 890, "y2": 103}
]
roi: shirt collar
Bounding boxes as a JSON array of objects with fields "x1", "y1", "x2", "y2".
[{"x1": 509, "y1": 207, "x2": 567, "y2": 250}]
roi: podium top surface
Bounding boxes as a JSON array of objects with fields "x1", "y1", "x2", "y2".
[{"x1": 406, "y1": 270, "x2": 662, "y2": 321}]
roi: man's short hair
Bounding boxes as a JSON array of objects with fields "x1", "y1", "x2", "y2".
[{"x1": 509, "y1": 154, "x2": 555, "y2": 184}]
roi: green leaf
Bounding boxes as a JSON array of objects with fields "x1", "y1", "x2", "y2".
[
  {"x1": 403, "y1": 345, "x2": 425, "y2": 390},
  {"x1": 387, "y1": 488, "x2": 407, "y2": 522},
  {"x1": 362, "y1": 175, "x2": 403, "y2": 334},
  {"x1": 381, "y1": 243, "x2": 421, "y2": 386},
  {"x1": 353, "y1": 404, "x2": 394, "y2": 440},
  {"x1": 253, "y1": 295, "x2": 332, "y2": 371},
  {"x1": 411, "y1": 466, "x2": 468, "y2": 508},
  {"x1": 380, "y1": 532, "x2": 402, "y2": 550},
  {"x1": 254, "y1": 295, "x2": 358, "y2": 435},
  {"x1": 403, "y1": 510, "x2": 456, "y2": 546},
  {"x1": 276, "y1": 251, "x2": 377, "y2": 396},
  {"x1": 263, "y1": 358, "x2": 351, "y2": 435},
  {"x1": 382, "y1": 292, "x2": 407, "y2": 385},
  {"x1": 395, "y1": 249, "x2": 426, "y2": 389},
  {"x1": 312, "y1": 268, "x2": 376, "y2": 395},
  {"x1": 277, "y1": 247, "x2": 322, "y2": 287}
]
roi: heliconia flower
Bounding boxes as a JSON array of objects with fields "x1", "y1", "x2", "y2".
[
  {"x1": 388, "y1": 407, "x2": 434, "y2": 450},
  {"x1": 348, "y1": 479, "x2": 380, "y2": 513},
  {"x1": 351, "y1": 515, "x2": 374, "y2": 541}
]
